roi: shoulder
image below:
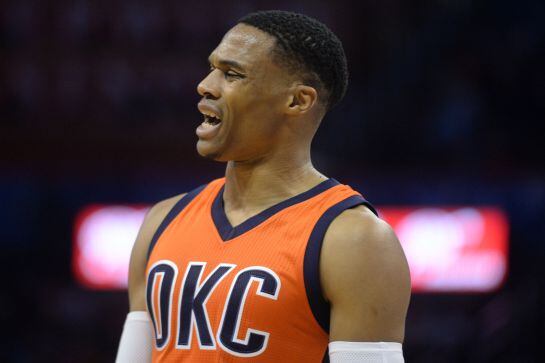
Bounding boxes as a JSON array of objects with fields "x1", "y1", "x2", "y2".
[
  {"x1": 146, "y1": 194, "x2": 187, "y2": 227},
  {"x1": 128, "y1": 193, "x2": 186, "y2": 310},
  {"x1": 139, "y1": 193, "x2": 187, "y2": 247},
  {"x1": 319, "y1": 205, "x2": 411, "y2": 341},
  {"x1": 132, "y1": 193, "x2": 187, "y2": 261},
  {"x1": 320, "y1": 205, "x2": 405, "y2": 277}
]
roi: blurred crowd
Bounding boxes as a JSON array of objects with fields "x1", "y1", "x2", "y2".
[{"x1": 2, "y1": 0, "x2": 542, "y2": 172}]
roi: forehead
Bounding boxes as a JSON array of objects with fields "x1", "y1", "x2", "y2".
[{"x1": 210, "y1": 23, "x2": 277, "y2": 68}]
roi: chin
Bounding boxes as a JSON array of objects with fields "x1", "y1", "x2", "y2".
[{"x1": 196, "y1": 141, "x2": 225, "y2": 161}]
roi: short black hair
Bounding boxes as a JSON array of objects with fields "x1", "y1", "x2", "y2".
[{"x1": 238, "y1": 10, "x2": 348, "y2": 110}]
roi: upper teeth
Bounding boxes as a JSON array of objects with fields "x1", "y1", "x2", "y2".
[{"x1": 203, "y1": 110, "x2": 219, "y2": 119}]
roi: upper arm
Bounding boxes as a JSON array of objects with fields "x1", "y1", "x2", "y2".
[
  {"x1": 320, "y1": 206, "x2": 411, "y2": 343},
  {"x1": 128, "y1": 194, "x2": 186, "y2": 311}
]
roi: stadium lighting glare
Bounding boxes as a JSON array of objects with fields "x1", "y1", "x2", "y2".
[
  {"x1": 379, "y1": 207, "x2": 508, "y2": 293},
  {"x1": 73, "y1": 205, "x2": 508, "y2": 293}
]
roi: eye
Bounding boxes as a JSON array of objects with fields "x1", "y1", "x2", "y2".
[
  {"x1": 224, "y1": 70, "x2": 243, "y2": 79},
  {"x1": 208, "y1": 64, "x2": 244, "y2": 80}
]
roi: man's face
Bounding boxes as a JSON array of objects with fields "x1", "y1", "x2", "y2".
[{"x1": 196, "y1": 23, "x2": 292, "y2": 161}]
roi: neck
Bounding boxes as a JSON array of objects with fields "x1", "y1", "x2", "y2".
[{"x1": 223, "y1": 145, "x2": 326, "y2": 211}]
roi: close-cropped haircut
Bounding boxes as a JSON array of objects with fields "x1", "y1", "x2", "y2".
[{"x1": 238, "y1": 10, "x2": 348, "y2": 110}]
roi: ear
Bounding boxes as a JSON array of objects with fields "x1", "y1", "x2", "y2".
[{"x1": 285, "y1": 85, "x2": 318, "y2": 116}]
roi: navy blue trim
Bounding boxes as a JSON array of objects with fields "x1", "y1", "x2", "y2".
[
  {"x1": 146, "y1": 184, "x2": 207, "y2": 260},
  {"x1": 211, "y1": 178, "x2": 340, "y2": 241},
  {"x1": 303, "y1": 195, "x2": 378, "y2": 333},
  {"x1": 322, "y1": 348, "x2": 329, "y2": 363}
]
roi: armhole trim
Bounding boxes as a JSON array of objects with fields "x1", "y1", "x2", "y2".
[
  {"x1": 146, "y1": 184, "x2": 207, "y2": 261},
  {"x1": 303, "y1": 195, "x2": 378, "y2": 333}
]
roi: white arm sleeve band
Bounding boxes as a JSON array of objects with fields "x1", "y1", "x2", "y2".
[
  {"x1": 329, "y1": 341, "x2": 404, "y2": 363},
  {"x1": 115, "y1": 311, "x2": 154, "y2": 363}
]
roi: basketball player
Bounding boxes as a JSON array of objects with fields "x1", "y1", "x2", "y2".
[{"x1": 116, "y1": 10, "x2": 410, "y2": 363}]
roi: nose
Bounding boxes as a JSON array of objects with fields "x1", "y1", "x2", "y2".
[{"x1": 197, "y1": 71, "x2": 220, "y2": 100}]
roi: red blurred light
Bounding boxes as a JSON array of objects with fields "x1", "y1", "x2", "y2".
[
  {"x1": 73, "y1": 205, "x2": 148, "y2": 289},
  {"x1": 73, "y1": 205, "x2": 509, "y2": 292},
  {"x1": 379, "y1": 207, "x2": 508, "y2": 293}
]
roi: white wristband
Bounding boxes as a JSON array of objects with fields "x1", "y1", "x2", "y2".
[
  {"x1": 115, "y1": 311, "x2": 153, "y2": 363},
  {"x1": 329, "y1": 341, "x2": 404, "y2": 363}
]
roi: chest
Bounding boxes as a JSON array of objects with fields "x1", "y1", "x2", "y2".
[{"x1": 145, "y1": 210, "x2": 315, "y2": 356}]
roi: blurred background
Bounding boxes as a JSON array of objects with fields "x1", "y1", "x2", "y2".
[{"x1": 1, "y1": 0, "x2": 544, "y2": 362}]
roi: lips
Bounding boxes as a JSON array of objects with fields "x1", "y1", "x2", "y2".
[
  {"x1": 196, "y1": 101, "x2": 223, "y2": 140},
  {"x1": 198, "y1": 101, "x2": 223, "y2": 122}
]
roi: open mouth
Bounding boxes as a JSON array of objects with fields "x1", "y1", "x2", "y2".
[
  {"x1": 196, "y1": 102, "x2": 223, "y2": 139},
  {"x1": 203, "y1": 114, "x2": 222, "y2": 126},
  {"x1": 200, "y1": 105, "x2": 223, "y2": 126}
]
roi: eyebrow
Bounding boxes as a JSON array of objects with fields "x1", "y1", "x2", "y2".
[{"x1": 208, "y1": 56, "x2": 246, "y2": 72}]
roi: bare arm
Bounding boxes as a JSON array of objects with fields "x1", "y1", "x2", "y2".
[
  {"x1": 116, "y1": 194, "x2": 186, "y2": 363},
  {"x1": 320, "y1": 205, "x2": 411, "y2": 343},
  {"x1": 128, "y1": 194, "x2": 186, "y2": 311}
]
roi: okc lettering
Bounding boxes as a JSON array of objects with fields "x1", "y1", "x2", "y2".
[{"x1": 146, "y1": 260, "x2": 281, "y2": 357}]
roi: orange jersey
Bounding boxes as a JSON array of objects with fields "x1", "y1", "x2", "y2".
[{"x1": 146, "y1": 178, "x2": 376, "y2": 362}]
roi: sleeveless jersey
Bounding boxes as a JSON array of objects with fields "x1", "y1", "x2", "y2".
[{"x1": 145, "y1": 178, "x2": 377, "y2": 362}]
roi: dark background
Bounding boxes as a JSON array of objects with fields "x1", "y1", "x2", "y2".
[{"x1": 1, "y1": 0, "x2": 544, "y2": 362}]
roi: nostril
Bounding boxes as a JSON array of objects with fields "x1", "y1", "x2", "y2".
[
  {"x1": 203, "y1": 92, "x2": 219, "y2": 101},
  {"x1": 197, "y1": 83, "x2": 219, "y2": 100}
]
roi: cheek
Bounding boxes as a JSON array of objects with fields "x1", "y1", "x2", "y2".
[{"x1": 226, "y1": 82, "x2": 285, "y2": 137}]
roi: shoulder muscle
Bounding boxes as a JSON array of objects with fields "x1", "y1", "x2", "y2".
[
  {"x1": 128, "y1": 193, "x2": 186, "y2": 311},
  {"x1": 320, "y1": 205, "x2": 411, "y2": 342}
]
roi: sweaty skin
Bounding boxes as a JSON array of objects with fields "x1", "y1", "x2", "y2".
[{"x1": 127, "y1": 23, "x2": 410, "y2": 346}]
